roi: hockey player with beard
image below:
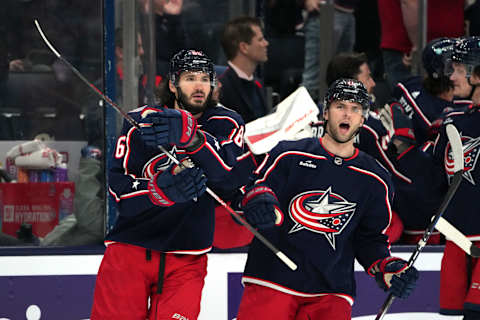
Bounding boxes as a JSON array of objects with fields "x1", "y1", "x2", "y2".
[
  {"x1": 325, "y1": 52, "x2": 408, "y2": 243},
  {"x1": 91, "y1": 49, "x2": 255, "y2": 319},
  {"x1": 434, "y1": 36, "x2": 480, "y2": 319},
  {"x1": 235, "y1": 79, "x2": 419, "y2": 320}
]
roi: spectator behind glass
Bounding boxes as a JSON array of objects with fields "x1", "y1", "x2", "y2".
[
  {"x1": 2, "y1": 0, "x2": 101, "y2": 141},
  {"x1": 182, "y1": 0, "x2": 229, "y2": 63},
  {"x1": 465, "y1": 0, "x2": 480, "y2": 37},
  {"x1": 300, "y1": 0, "x2": 360, "y2": 101},
  {"x1": 377, "y1": 0, "x2": 464, "y2": 91},
  {"x1": 138, "y1": 0, "x2": 188, "y2": 78},
  {"x1": 354, "y1": 0, "x2": 391, "y2": 108},
  {"x1": 82, "y1": 28, "x2": 145, "y2": 150},
  {"x1": 263, "y1": 0, "x2": 305, "y2": 101},
  {"x1": 218, "y1": 16, "x2": 269, "y2": 124},
  {"x1": 0, "y1": 0, "x2": 12, "y2": 109}
]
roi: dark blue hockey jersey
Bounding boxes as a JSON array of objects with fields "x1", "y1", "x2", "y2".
[
  {"x1": 392, "y1": 142, "x2": 444, "y2": 231},
  {"x1": 357, "y1": 114, "x2": 412, "y2": 184},
  {"x1": 393, "y1": 76, "x2": 466, "y2": 145},
  {"x1": 433, "y1": 106, "x2": 480, "y2": 237},
  {"x1": 106, "y1": 104, "x2": 253, "y2": 253},
  {"x1": 242, "y1": 138, "x2": 393, "y2": 302}
]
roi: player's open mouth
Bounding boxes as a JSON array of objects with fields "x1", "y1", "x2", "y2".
[{"x1": 339, "y1": 123, "x2": 350, "y2": 132}]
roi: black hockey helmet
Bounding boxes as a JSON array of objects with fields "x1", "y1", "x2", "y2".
[
  {"x1": 323, "y1": 78, "x2": 371, "y2": 118},
  {"x1": 169, "y1": 49, "x2": 217, "y2": 87},
  {"x1": 451, "y1": 36, "x2": 480, "y2": 76},
  {"x1": 422, "y1": 37, "x2": 458, "y2": 79}
]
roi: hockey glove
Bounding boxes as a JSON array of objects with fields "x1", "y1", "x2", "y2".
[
  {"x1": 375, "y1": 257, "x2": 419, "y2": 299},
  {"x1": 148, "y1": 162, "x2": 207, "y2": 206},
  {"x1": 241, "y1": 185, "x2": 283, "y2": 229},
  {"x1": 140, "y1": 108, "x2": 197, "y2": 148}
]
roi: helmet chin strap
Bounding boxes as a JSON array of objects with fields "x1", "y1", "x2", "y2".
[{"x1": 465, "y1": 79, "x2": 478, "y2": 101}]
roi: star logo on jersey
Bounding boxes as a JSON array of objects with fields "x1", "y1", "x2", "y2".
[
  {"x1": 445, "y1": 134, "x2": 480, "y2": 185},
  {"x1": 132, "y1": 180, "x2": 140, "y2": 190},
  {"x1": 143, "y1": 145, "x2": 178, "y2": 177},
  {"x1": 288, "y1": 187, "x2": 356, "y2": 250}
]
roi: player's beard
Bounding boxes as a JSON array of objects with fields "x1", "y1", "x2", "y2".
[{"x1": 176, "y1": 87, "x2": 212, "y2": 115}]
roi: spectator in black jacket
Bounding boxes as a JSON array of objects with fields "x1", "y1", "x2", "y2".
[{"x1": 218, "y1": 16, "x2": 270, "y2": 123}]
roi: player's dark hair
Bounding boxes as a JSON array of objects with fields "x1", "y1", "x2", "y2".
[
  {"x1": 326, "y1": 52, "x2": 368, "y2": 86},
  {"x1": 221, "y1": 16, "x2": 263, "y2": 61},
  {"x1": 475, "y1": 65, "x2": 480, "y2": 78},
  {"x1": 155, "y1": 78, "x2": 175, "y2": 108}
]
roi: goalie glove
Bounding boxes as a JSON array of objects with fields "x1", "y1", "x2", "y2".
[
  {"x1": 374, "y1": 257, "x2": 419, "y2": 299},
  {"x1": 241, "y1": 185, "x2": 284, "y2": 229},
  {"x1": 378, "y1": 104, "x2": 395, "y2": 137},
  {"x1": 140, "y1": 108, "x2": 197, "y2": 149},
  {"x1": 148, "y1": 162, "x2": 207, "y2": 206}
]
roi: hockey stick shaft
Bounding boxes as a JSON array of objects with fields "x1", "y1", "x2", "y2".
[
  {"x1": 435, "y1": 217, "x2": 480, "y2": 258},
  {"x1": 375, "y1": 123, "x2": 464, "y2": 320},
  {"x1": 34, "y1": 19, "x2": 297, "y2": 271}
]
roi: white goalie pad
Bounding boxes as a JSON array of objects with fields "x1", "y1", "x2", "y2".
[
  {"x1": 245, "y1": 87, "x2": 319, "y2": 155},
  {"x1": 6, "y1": 140, "x2": 45, "y2": 159},
  {"x1": 14, "y1": 148, "x2": 60, "y2": 169}
]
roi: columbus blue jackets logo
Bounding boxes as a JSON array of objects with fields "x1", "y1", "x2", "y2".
[
  {"x1": 143, "y1": 145, "x2": 178, "y2": 177},
  {"x1": 445, "y1": 134, "x2": 480, "y2": 185},
  {"x1": 288, "y1": 187, "x2": 356, "y2": 250}
]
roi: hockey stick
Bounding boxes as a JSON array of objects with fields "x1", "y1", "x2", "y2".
[
  {"x1": 34, "y1": 19, "x2": 297, "y2": 271},
  {"x1": 435, "y1": 217, "x2": 480, "y2": 258},
  {"x1": 375, "y1": 123, "x2": 464, "y2": 320}
]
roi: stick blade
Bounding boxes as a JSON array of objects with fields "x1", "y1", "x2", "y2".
[
  {"x1": 435, "y1": 217, "x2": 478, "y2": 257},
  {"x1": 445, "y1": 123, "x2": 464, "y2": 173},
  {"x1": 33, "y1": 19, "x2": 61, "y2": 58}
]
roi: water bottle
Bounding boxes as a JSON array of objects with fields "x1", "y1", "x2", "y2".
[
  {"x1": 58, "y1": 187, "x2": 73, "y2": 221},
  {"x1": 54, "y1": 163, "x2": 68, "y2": 182}
]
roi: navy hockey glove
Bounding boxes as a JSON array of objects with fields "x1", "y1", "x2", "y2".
[
  {"x1": 375, "y1": 257, "x2": 419, "y2": 299},
  {"x1": 241, "y1": 185, "x2": 283, "y2": 229},
  {"x1": 148, "y1": 162, "x2": 207, "y2": 206},
  {"x1": 140, "y1": 108, "x2": 197, "y2": 148}
]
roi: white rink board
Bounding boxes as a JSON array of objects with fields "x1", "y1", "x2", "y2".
[{"x1": 0, "y1": 251, "x2": 446, "y2": 320}]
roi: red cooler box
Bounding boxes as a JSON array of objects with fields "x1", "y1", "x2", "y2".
[{"x1": 0, "y1": 182, "x2": 75, "y2": 237}]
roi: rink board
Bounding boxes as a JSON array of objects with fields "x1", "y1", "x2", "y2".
[{"x1": 0, "y1": 247, "x2": 458, "y2": 320}]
